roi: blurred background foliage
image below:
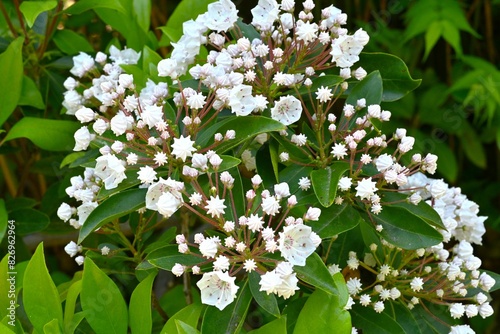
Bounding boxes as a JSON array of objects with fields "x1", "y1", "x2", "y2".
[{"x1": 0, "y1": 0, "x2": 500, "y2": 332}]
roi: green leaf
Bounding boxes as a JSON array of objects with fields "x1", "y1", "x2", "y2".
[
  {"x1": 441, "y1": 20, "x2": 462, "y2": 56},
  {"x1": 53, "y1": 30, "x2": 94, "y2": 54},
  {"x1": 459, "y1": 121, "x2": 486, "y2": 169},
  {"x1": 78, "y1": 188, "x2": 147, "y2": 243},
  {"x1": 9, "y1": 208, "x2": 50, "y2": 235},
  {"x1": 381, "y1": 192, "x2": 444, "y2": 230},
  {"x1": 391, "y1": 302, "x2": 425, "y2": 334},
  {"x1": 129, "y1": 272, "x2": 156, "y2": 334},
  {"x1": 133, "y1": 0, "x2": 151, "y2": 32},
  {"x1": 310, "y1": 162, "x2": 349, "y2": 207},
  {"x1": 145, "y1": 245, "x2": 203, "y2": 270},
  {"x1": 278, "y1": 165, "x2": 314, "y2": 195},
  {"x1": 249, "y1": 271, "x2": 280, "y2": 318},
  {"x1": 23, "y1": 243, "x2": 63, "y2": 333},
  {"x1": 18, "y1": 76, "x2": 45, "y2": 109},
  {"x1": 3, "y1": 118, "x2": 80, "y2": 151},
  {"x1": 0, "y1": 199, "x2": 6, "y2": 243},
  {"x1": 214, "y1": 156, "x2": 241, "y2": 172},
  {"x1": 248, "y1": 317, "x2": 287, "y2": 334},
  {"x1": 63, "y1": 280, "x2": 83, "y2": 333},
  {"x1": 293, "y1": 289, "x2": 351, "y2": 334},
  {"x1": 0, "y1": 37, "x2": 23, "y2": 127},
  {"x1": 424, "y1": 21, "x2": 442, "y2": 60},
  {"x1": 346, "y1": 70, "x2": 383, "y2": 106},
  {"x1": 351, "y1": 304, "x2": 405, "y2": 334},
  {"x1": 142, "y1": 46, "x2": 162, "y2": 73},
  {"x1": 161, "y1": 303, "x2": 204, "y2": 334},
  {"x1": 309, "y1": 202, "x2": 361, "y2": 238},
  {"x1": 0, "y1": 255, "x2": 12, "y2": 321},
  {"x1": 0, "y1": 322, "x2": 15, "y2": 333},
  {"x1": 43, "y1": 319, "x2": 62, "y2": 334},
  {"x1": 175, "y1": 320, "x2": 201, "y2": 334},
  {"x1": 65, "y1": 0, "x2": 126, "y2": 15},
  {"x1": 356, "y1": 53, "x2": 421, "y2": 102},
  {"x1": 19, "y1": 1, "x2": 57, "y2": 28},
  {"x1": 81, "y1": 257, "x2": 128, "y2": 334},
  {"x1": 293, "y1": 253, "x2": 340, "y2": 298},
  {"x1": 201, "y1": 280, "x2": 252, "y2": 334},
  {"x1": 207, "y1": 116, "x2": 286, "y2": 154},
  {"x1": 370, "y1": 206, "x2": 443, "y2": 249}
]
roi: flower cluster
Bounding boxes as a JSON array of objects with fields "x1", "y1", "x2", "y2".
[{"x1": 329, "y1": 173, "x2": 494, "y2": 326}]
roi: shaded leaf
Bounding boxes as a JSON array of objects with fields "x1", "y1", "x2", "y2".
[
  {"x1": 129, "y1": 272, "x2": 156, "y2": 334},
  {"x1": 53, "y1": 30, "x2": 94, "y2": 54},
  {"x1": 0, "y1": 37, "x2": 23, "y2": 127},
  {"x1": 294, "y1": 253, "x2": 340, "y2": 298},
  {"x1": 351, "y1": 304, "x2": 405, "y2": 334},
  {"x1": 19, "y1": 76, "x2": 45, "y2": 109},
  {"x1": 9, "y1": 208, "x2": 50, "y2": 235},
  {"x1": 146, "y1": 245, "x2": 203, "y2": 270},
  {"x1": 309, "y1": 202, "x2": 361, "y2": 238}
]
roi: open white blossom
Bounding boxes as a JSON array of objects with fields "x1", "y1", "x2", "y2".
[
  {"x1": 197, "y1": 271, "x2": 239, "y2": 310},
  {"x1": 278, "y1": 224, "x2": 317, "y2": 266},
  {"x1": 171, "y1": 135, "x2": 197, "y2": 162},
  {"x1": 94, "y1": 154, "x2": 126, "y2": 190},
  {"x1": 271, "y1": 95, "x2": 302, "y2": 125}
]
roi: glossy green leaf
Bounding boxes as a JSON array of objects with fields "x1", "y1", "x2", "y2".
[
  {"x1": 293, "y1": 253, "x2": 340, "y2": 297},
  {"x1": 9, "y1": 208, "x2": 50, "y2": 235},
  {"x1": 371, "y1": 206, "x2": 443, "y2": 249},
  {"x1": 351, "y1": 304, "x2": 405, "y2": 334},
  {"x1": 278, "y1": 165, "x2": 314, "y2": 195},
  {"x1": 18, "y1": 76, "x2": 45, "y2": 109},
  {"x1": 78, "y1": 188, "x2": 147, "y2": 243},
  {"x1": 345, "y1": 70, "x2": 383, "y2": 107},
  {"x1": 19, "y1": 1, "x2": 56, "y2": 28},
  {"x1": 0, "y1": 200, "x2": 6, "y2": 243},
  {"x1": 213, "y1": 155, "x2": 241, "y2": 172},
  {"x1": 142, "y1": 46, "x2": 162, "y2": 73},
  {"x1": 248, "y1": 317, "x2": 287, "y2": 334},
  {"x1": 130, "y1": 272, "x2": 156, "y2": 334},
  {"x1": 23, "y1": 243, "x2": 63, "y2": 333},
  {"x1": 65, "y1": 0, "x2": 126, "y2": 14},
  {"x1": 81, "y1": 257, "x2": 128, "y2": 334},
  {"x1": 97, "y1": 170, "x2": 167, "y2": 200},
  {"x1": 459, "y1": 121, "x2": 486, "y2": 169},
  {"x1": 0, "y1": 37, "x2": 23, "y2": 128},
  {"x1": 43, "y1": 319, "x2": 62, "y2": 334},
  {"x1": 249, "y1": 271, "x2": 280, "y2": 318},
  {"x1": 310, "y1": 162, "x2": 349, "y2": 207},
  {"x1": 0, "y1": 322, "x2": 15, "y2": 333},
  {"x1": 356, "y1": 53, "x2": 421, "y2": 102},
  {"x1": 161, "y1": 303, "x2": 204, "y2": 334},
  {"x1": 201, "y1": 280, "x2": 252, "y2": 334},
  {"x1": 143, "y1": 227, "x2": 177, "y2": 254},
  {"x1": 3, "y1": 118, "x2": 80, "y2": 151},
  {"x1": 391, "y1": 302, "x2": 425, "y2": 334},
  {"x1": 209, "y1": 116, "x2": 286, "y2": 154},
  {"x1": 175, "y1": 320, "x2": 200, "y2": 334},
  {"x1": 145, "y1": 245, "x2": 203, "y2": 270},
  {"x1": 293, "y1": 289, "x2": 351, "y2": 334},
  {"x1": 381, "y1": 192, "x2": 444, "y2": 229},
  {"x1": 53, "y1": 30, "x2": 94, "y2": 54},
  {"x1": 63, "y1": 280, "x2": 83, "y2": 333},
  {"x1": 309, "y1": 202, "x2": 361, "y2": 238}
]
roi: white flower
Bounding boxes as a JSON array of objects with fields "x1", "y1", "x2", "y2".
[
  {"x1": 298, "y1": 177, "x2": 311, "y2": 190},
  {"x1": 94, "y1": 154, "x2": 127, "y2": 190},
  {"x1": 315, "y1": 86, "x2": 333, "y2": 103},
  {"x1": 262, "y1": 196, "x2": 281, "y2": 216},
  {"x1": 296, "y1": 21, "x2": 318, "y2": 43},
  {"x1": 247, "y1": 213, "x2": 264, "y2": 232},
  {"x1": 157, "y1": 191, "x2": 183, "y2": 218},
  {"x1": 213, "y1": 255, "x2": 230, "y2": 271},
  {"x1": 479, "y1": 272, "x2": 496, "y2": 291},
  {"x1": 228, "y1": 84, "x2": 257, "y2": 116},
  {"x1": 197, "y1": 271, "x2": 239, "y2": 310},
  {"x1": 171, "y1": 135, "x2": 197, "y2": 162},
  {"x1": 205, "y1": 195, "x2": 226, "y2": 218},
  {"x1": 478, "y1": 302, "x2": 494, "y2": 318},
  {"x1": 359, "y1": 294, "x2": 371, "y2": 306},
  {"x1": 410, "y1": 277, "x2": 424, "y2": 292},
  {"x1": 450, "y1": 303, "x2": 465, "y2": 319},
  {"x1": 251, "y1": 0, "x2": 280, "y2": 31},
  {"x1": 271, "y1": 95, "x2": 302, "y2": 125},
  {"x1": 141, "y1": 105, "x2": 164, "y2": 128},
  {"x1": 101, "y1": 246, "x2": 110, "y2": 255},
  {"x1": 137, "y1": 166, "x2": 157, "y2": 184},
  {"x1": 449, "y1": 325, "x2": 475, "y2": 334},
  {"x1": 243, "y1": 259, "x2": 257, "y2": 272},
  {"x1": 355, "y1": 178, "x2": 378, "y2": 200},
  {"x1": 75, "y1": 107, "x2": 95, "y2": 123},
  {"x1": 305, "y1": 207, "x2": 321, "y2": 221},
  {"x1": 76, "y1": 202, "x2": 98, "y2": 227},
  {"x1": 373, "y1": 301, "x2": 385, "y2": 313},
  {"x1": 278, "y1": 224, "x2": 316, "y2": 266},
  {"x1": 259, "y1": 271, "x2": 282, "y2": 295},
  {"x1": 204, "y1": 0, "x2": 238, "y2": 32},
  {"x1": 199, "y1": 237, "x2": 219, "y2": 258},
  {"x1": 429, "y1": 179, "x2": 448, "y2": 199},
  {"x1": 330, "y1": 30, "x2": 369, "y2": 68},
  {"x1": 70, "y1": 52, "x2": 95, "y2": 77},
  {"x1": 57, "y1": 203, "x2": 73, "y2": 222},
  {"x1": 64, "y1": 241, "x2": 82, "y2": 257},
  {"x1": 291, "y1": 134, "x2": 307, "y2": 146},
  {"x1": 374, "y1": 153, "x2": 393, "y2": 172},
  {"x1": 274, "y1": 182, "x2": 290, "y2": 198},
  {"x1": 346, "y1": 277, "x2": 362, "y2": 295},
  {"x1": 338, "y1": 176, "x2": 352, "y2": 191},
  {"x1": 75, "y1": 256, "x2": 85, "y2": 266},
  {"x1": 398, "y1": 136, "x2": 415, "y2": 153},
  {"x1": 110, "y1": 112, "x2": 131, "y2": 136},
  {"x1": 73, "y1": 126, "x2": 92, "y2": 151},
  {"x1": 331, "y1": 143, "x2": 348, "y2": 159},
  {"x1": 172, "y1": 263, "x2": 185, "y2": 277}
]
